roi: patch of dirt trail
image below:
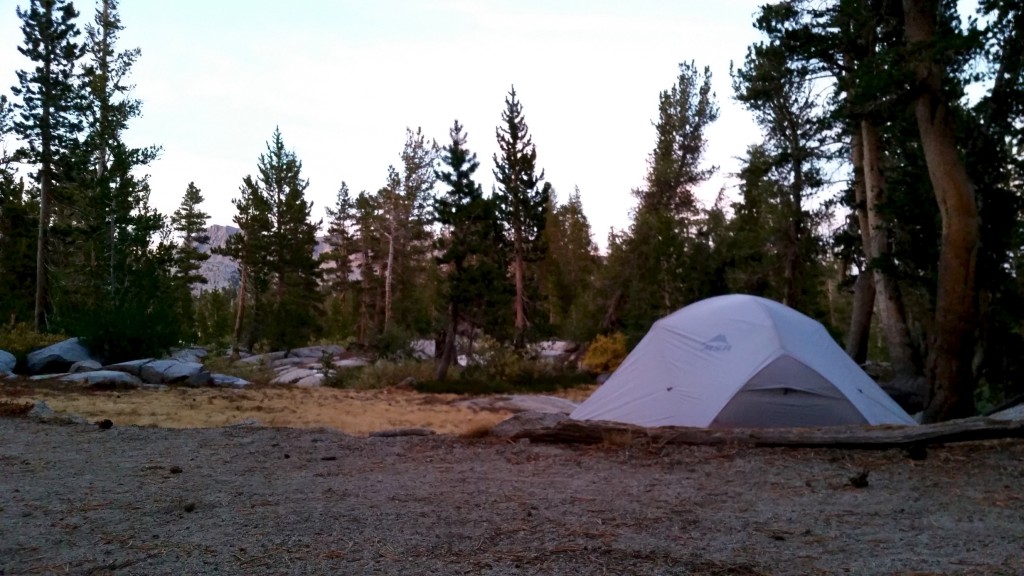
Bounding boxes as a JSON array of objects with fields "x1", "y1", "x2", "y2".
[{"x1": 1, "y1": 417, "x2": 1022, "y2": 575}]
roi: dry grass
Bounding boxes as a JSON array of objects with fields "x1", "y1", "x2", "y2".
[
  {"x1": 3, "y1": 384, "x2": 523, "y2": 436},
  {"x1": 0, "y1": 399, "x2": 33, "y2": 418}
]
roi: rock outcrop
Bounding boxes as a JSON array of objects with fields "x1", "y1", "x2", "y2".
[
  {"x1": 490, "y1": 411, "x2": 568, "y2": 438},
  {"x1": 0, "y1": 349, "x2": 14, "y2": 374},
  {"x1": 26, "y1": 338, "x2": 97, "y2": 375},
  {"x1": 61, "y1": 371, "x2": 143, "y2": 388},
  {"x1": 454, "y1": 394, "x2": 578, "y2": 415},
  {"x1": 106, "y1": 358, "x2": 211, "y2": 386}
]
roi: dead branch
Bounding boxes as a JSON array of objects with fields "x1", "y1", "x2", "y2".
[{"x1": 512, "y1": 417, "x2": 1024, "y2": 450}]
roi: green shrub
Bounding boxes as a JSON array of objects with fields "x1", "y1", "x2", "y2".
[
  {"x1": 330, "y1": 359, "x2": 436, "y2": 390},
  {"x1": 204, "y1": 355, "x2": 277, "y2": 386},
  {"x1": 581, "y1": 332, "x2": 627, "y2": 374},
  {"x1": 371, "y1": 326, "x2": 415, "y2": 361},
  {"x1": 0, "y1": 323, "x2": 66, "y2": 360},
  {"x1": 413, "y1": 369, "x2": 592, "y2": 395}
]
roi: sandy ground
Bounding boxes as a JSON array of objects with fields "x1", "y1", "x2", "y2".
[{"x1": 2, "y1": 413, "x2": 1023, "y2": 575}]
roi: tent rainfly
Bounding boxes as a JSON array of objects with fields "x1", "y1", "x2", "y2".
[{"x1": 571, "y1": 294, "x2": 916, "y2": 428}]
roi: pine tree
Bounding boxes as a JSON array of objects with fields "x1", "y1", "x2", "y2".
[
  {"x1": 168, "y1": 182, "x2": 210, "y2": 341},
  {"x1": 605, "y1": 62, "x2": 719, "y2": 341},
  {"x1": 225, "y1": 128, "x2": 321, "y2": 352},
  {"x1": 352, "y1": 190, "x2": 383, "y2": 345},
  {"x1": 493, "y1": 86, "x2": 550, "y2": 348},
  {"x1": 11, "y1": 0, "x2": 84, "y2": 331},
  {"x1": 171, "y1": 182, "x2": 211, "y2": 281},
  {"x1": 732, "y1": 40, "x2": 832, "y2": 315},
  {"x1": 0, "y1": 95, "x2": 38, "y2": 324},
  {"x1": 540, "y1": 186, "x2": 600, "y2": 341},
  {"x1": 48, "y1": 0, "x2": 174, "y2": 361},
  {"x1": 321, "y1": 181, "x2": 357, "y2": 337},
  {"x1": 434, "y1": 120, "x2": 503, "y2": 380}
]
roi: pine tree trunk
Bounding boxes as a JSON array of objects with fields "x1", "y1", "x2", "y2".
[
  {"x1": 34, "y1": 159, "x2": 50, "y2": 332},
  {"x1": 904, "y1": 0, "x2": 980, "y2": 422},
  {"x1": 846, "y1": 129, "x2": 875, "y2": 363},
  {"x1": 358, "y1": 247, "x2": 371, "y2": 346},
  {"x1": 231, "y1": 265, "x2": 248, "y2": 360},
  {"x1": 436, "y1": 303, "x2": 459, "y2": 381},
  {"x1": 513, "y1": 252, "x2": 527, "y2": 349},
  {"x1": 384, "y1": 231, "x2": 394, "y2": 332},
  {"x1": 862, "y1": 119, "x2": 919, "y2": 376},
  {"x1": 782, "y1": 133, "x2": 805, "y2": 309}
]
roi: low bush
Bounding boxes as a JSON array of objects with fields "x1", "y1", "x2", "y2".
[
  {"x1": 0, "y1": 323, "x2": 66, "y2": 360},
  {"x1": 412, "y1": 370, "x2": 592, "y2": 395},
  {"x1": 328, "y1": 359, "x2": 436, "y2": 390},
  {"x1": 581, "y1": 332, "x2": 627, "y2": 374},
  {"x1": 205, "y1": 355, "x2": 277, "y2": 386}
]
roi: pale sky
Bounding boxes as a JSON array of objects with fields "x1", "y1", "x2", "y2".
[{"x1": 1, "y1": 0, "x2": 766, "y2": 249}]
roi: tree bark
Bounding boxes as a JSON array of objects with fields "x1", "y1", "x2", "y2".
[
  {"x1": 843, "y1": 62, "x2": 876, "y2": 364},
  {"x1": 231, "y1": 265, "x2": 248, "y2": 360},
  {"x1": 435, "y1": 302, "x2": 459, "y2": 381},
  {"x1": 514, "y1": 416, "x2": 1024, "y2": 449},
  {"x1": 34, "y1": 153, "x2": 50, "y2": 332},
  {"x1": 904, "y1": 0, "x2": 981, "y2": 422},
  {"x1": 512, "y1": 252, "x2": 527, "y2": 349},
  {"x1": 861, "y1": 119, "x2": 919, "y2": 375},
  {"x1": 384, "y1": 231, "x2": 394, "y2": 332},
  {"x1": 847, "y1": 273, "x2": 876, "y2": 364}
]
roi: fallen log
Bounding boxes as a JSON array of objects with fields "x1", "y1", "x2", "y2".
[{"x1": 512, "y1": 417, "x2": 1024, "y2": 450}]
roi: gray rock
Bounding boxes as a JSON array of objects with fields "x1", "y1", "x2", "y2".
[
  {"x1": 210, "y1": 373, "x2": 251, "y2": 388},
  {"x1": 410, "y1": 339, "x2": 435, "y2": 360},
  {"x1": 454, "y1": 394, "x2": 578, "y2": 415},
  {"x1": 295, "y1": 374, "x2": 325, "y2": 387},
  {"x1": 370, "y1": 427, "x2": 436, "y2": 438},
  {"x1": 104, "y1": 359, "x2": 154, "y2": 376},
  {"x1": 333, "y1": 357, "x2": 369, "y2": 369},
  {"x1": 26, "y1": 338, "x2": 96, "y2": 375},
  {"x1": 170, "y1": 347, "x2": 208, "y2": 364},
  {"x1": 29, "y1": 373, "x2": 68, "y2": 381},
  {"x1": 239, "y1": 351, "x2": 287, "y2": 365},
  {"x1": 271, "y1": 357, "x2": 311, "y2": 369},
  {"x1": 490, "y1": 411, "x2": 567, "y2": 438},
  {"x1": 27, "y1": 400, "x2": 88, "y2": 425},
  {"x1": 272, "y1": 368, "x2": 319, "y2": 385},
  {"x1": 989, "y1": 404, "x2": 1024, "y2": 421},
  {"x1": 0, "y1": 349, "x2": 15, "y2": 373},
  {"x1": 288, "y1": 345, "x2": 344, "y2": 359},
  {"x1": 69, "y1": 359, "x2": 103, "y2": 373},
  {"x1": 27, "y1": 400, "x2": 55, "y2": 419},
  {"x1": 139, "y1": 359, "x2": 210, "y2": 385},
  {"x1": 61, "y1": 370, "x2": 142, "y2": 388}
]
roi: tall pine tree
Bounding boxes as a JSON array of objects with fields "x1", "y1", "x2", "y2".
[
  {"x1": 51, "y1": 0, "x2": 173, "y2": 361},
  {"x1": 11, "y1": 0, "x2": 84, "y2": 331},
  {"x1": 225, "y1": 128, "x2": 321, "y2": 352},
  {"x1": 0, "y1": 95, "x2": 38, "y2": 325},
  {"x1": 604, "y1": 62, "x2": 720, "y2": 342},
  {"x1": 493, "y1": 86, "x2": 550, "y2": 348},
  {"x1": 434, "y1": 121, "x2": 503, "y2": 379}
]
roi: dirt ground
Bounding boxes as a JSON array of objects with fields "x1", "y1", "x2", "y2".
[{"x1": 1, "y1": 386, "x2": 1023, "y2": 575}]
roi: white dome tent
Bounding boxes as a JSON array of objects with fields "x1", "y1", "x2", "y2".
[{"x1": 571, "y1": 294, "x2": 915, "y2": 428}]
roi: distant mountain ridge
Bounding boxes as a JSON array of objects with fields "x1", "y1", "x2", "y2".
[{"x1": 194, "y1": 224, "x2": 333, "y2": 293}]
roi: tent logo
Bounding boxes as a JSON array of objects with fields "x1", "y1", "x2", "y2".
[{"x1": 703, "y1": 334, "x2": 732, "y2": 352}]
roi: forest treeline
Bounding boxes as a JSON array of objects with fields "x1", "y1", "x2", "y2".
[{"x1": 1, "y1": 0, "x2": 1021, "y2": 421}]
